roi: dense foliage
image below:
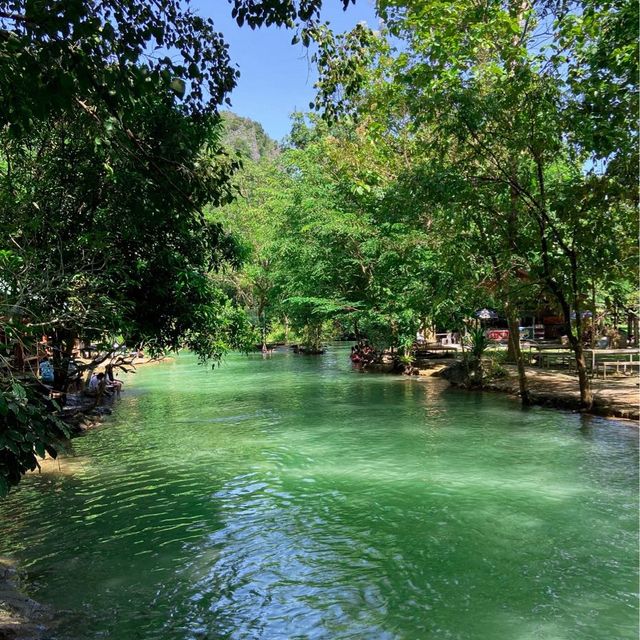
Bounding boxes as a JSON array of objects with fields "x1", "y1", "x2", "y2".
[
  {"x1": 217, "y1": 0, "x2": 637, "y2": 410},
  {"x1": 0, "y1": 379, "x2": 70, "y2": 496},
  {"x1": 0, "y1": 0, "x2": 349, "y2": 495},
  {"x1": 307, "y1": 0, "x2": 637, "y2": 407}
]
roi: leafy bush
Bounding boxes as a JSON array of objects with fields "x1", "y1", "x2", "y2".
[
  {"x1": 0, "y1": 380, "x2": 70, "y2": 497},
  {"x1": 468, "y1": 327, "x2": 489, "y2": 360},
  {"x1": 483, "y1": 358, "x2": 509, "y2": 381}
]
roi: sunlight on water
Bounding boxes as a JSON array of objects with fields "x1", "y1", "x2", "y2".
[{"x1": 0, "y1": 347, "x2": 637, "y2": 640}]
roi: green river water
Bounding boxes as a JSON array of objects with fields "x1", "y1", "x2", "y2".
[{"x1": 0, "y1": 347, "x2": 637, "y2": 640}]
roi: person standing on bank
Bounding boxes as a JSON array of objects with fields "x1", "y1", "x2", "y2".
[{"x1": 39, "y1": 356, "x2": 54, "y2": 384}]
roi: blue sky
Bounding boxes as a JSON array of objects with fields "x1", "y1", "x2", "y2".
[{"x1": 193, "y1": 1, "x2": 379, "y2": 141}]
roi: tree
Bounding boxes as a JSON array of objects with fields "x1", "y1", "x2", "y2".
[
  {"x1": 0, "y1": 0, "x2": 237, "y2": 133},
  {"x1": 311, "y1": 0, "x2": 638, "y2": 409},
  {"x1": 2, "y1": 87, "x2": 250, "y2": 367},
  {"x1": 0, "y1": 378, "x2": 70, "y2": 497},
  {"x1": 212, "y1": 149, "x2": 287, "y2": 346},
  {"x1": 218, "y1": 110, "x2": 465, "y2": 354}
]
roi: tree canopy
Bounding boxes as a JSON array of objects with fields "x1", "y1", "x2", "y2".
[
  {"x1": 304, "y1": 0, "x2": 638, "y2": 406},
  {"x1": 216, "y1": 0, "x2": 637, "y2": 409},
  {"x1": 2, "y1": 0, "x2": 354, "y2": 494}
]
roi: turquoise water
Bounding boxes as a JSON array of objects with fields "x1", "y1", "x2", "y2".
[{"x1": 0, "y1": 347, "x2": 637, "y2": 639}]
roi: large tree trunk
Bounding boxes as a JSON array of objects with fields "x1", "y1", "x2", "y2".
[
  {"x1": 569, "y1": 252, "x2": 593, "y2": 409},
  {"x1": 559, "y1": 290, "x2": 593, "y2": 409},
  {"x1": 50, "y1": 329, "x2": 78, "y2": 405},
  {"x1": 538, "y1": 278, "x2": 593, "y2": 409},
  {"x1": 505, "y1": 142, "x2": 530, "y2": 406},
  {"x1": 567, "y1": 331, "x2": 592, "y2": 409},
  {"x1": 505, "y1": 306, "x2": 530, "y2": 406},
  {"x1": 540, "y1": 280, "x2": 593, "y2": 410},
  {"x1": 532, "y1": 146, "x2": 592, "y2": 410}
]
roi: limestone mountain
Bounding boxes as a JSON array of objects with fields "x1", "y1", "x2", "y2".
[{"x1": 221, "y1": 111, "x2": 279, "y2": 161}]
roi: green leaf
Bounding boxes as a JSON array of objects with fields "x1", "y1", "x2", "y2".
[
  {"x1": 11, "y1": 383, "x2": 26, "y2": 400},
  {"x1": 170, "y1": 78, "x2": 186, "y2": 98}
]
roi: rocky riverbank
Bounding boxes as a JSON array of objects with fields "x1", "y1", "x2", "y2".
[
  {"x1": 0, "y1": 405, "x2": 112, "y2": 640},
  {"x1": 0, "y1": 372, "x2": 133, "y2": 639},
  {"x1": 0, "y1": 560, "x2": 52, "y2": 640}
]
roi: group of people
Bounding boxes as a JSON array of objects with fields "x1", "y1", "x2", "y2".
[
  {"x1": 350, "y1": 343, "x2": 376, "y2": 365},
  {"x1": 38, "y1": 356, "x2": 123, "y2": 401},
  {"x1": 88, "y1": 365, "x2": 123, "y2": 399}
]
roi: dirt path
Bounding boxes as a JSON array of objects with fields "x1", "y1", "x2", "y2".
[{"x1": 488, "y1": 366, "x2": 639, "y2": 421}]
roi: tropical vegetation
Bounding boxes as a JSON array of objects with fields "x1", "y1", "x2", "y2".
[{"x1": 0, "y1": 0, "x2": 637, "y2": 494}]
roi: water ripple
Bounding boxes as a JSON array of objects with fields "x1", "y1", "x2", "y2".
[{"x1": 0, "y1": 349, "x2": 637, "y2": 640}]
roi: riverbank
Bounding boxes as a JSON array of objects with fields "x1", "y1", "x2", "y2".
[
  {"x1": 60, "y1": 355, "x2": 170, "y2": 428},
  {"x1": 420, "y1": 359, "x2": 639, "y2": 422},
  {"x1": 0, "y1": 559, "x2": 51, "y2": 640},
  {"x1": 483, "y1": 365, "x2": 639, "y2": 421}
]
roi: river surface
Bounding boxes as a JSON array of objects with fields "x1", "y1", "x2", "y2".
[{"x1": 0, "y1": 347, "x2": 638, "y2": 639}]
